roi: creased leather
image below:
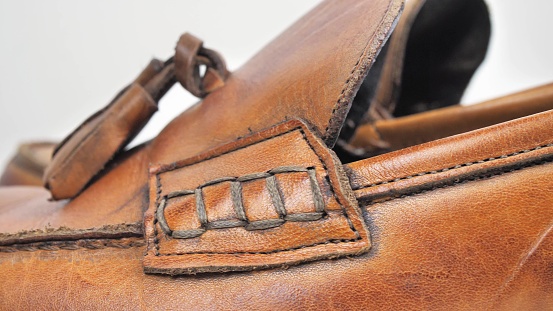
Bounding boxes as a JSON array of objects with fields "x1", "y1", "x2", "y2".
[
  {"x1": 42, "y1": 58, "x2": 166, "y2": 200},
  {"x1": 346, "y1": 109, "x2": 553, "y2": 203},
  {"x1": 2, "y1": 111, "x2": 553, "y2": 309}
]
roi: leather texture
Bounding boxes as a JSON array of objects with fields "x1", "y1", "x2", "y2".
[
  {"x1": 365, "y1": 0, "x2": 426, "y2": 121},
  {"x1": 174, "y1": 33, "x2": 229, "y2": 98},
  {"x1": 144, "y1": 120, "x2": 369, "y2": 274},
  {"x1": 339, "y1": 0, "x2": 490, "y2": 145},
  {"x1": 1, "y1": 0, "x2": 552, "y2": 309},
  {"x1": 0, "y1": 0, "x2": 403, "y2": 238},
  {"x1": 1, "y1": 109, "x2": 552, "y2": 310},
  {"x1": 149, "y1": 0, "x2": 402, "y2": 163},
  {"x1": 0, "y1": 0, "x2": 401, "y2": 270},
  {"x1": 44, "y1": 82, "x2": 158, "y2": 199},
  {"x1": 43, "y1": 59, "x2": 167, "y2": 200}
]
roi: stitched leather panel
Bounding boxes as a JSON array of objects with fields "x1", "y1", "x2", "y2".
[
  {"x1": 143, "y1": 120, "x2": 370, "y2": 274},
  {"x1": 346, "y1": 109, "x2": 553, "y2": 203}
]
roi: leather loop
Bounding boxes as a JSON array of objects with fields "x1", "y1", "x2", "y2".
[{"x1": 174, "y1": 33, "x2": 229, "y2": 98}]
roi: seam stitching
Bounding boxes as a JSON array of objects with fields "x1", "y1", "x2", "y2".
[
  {"x1": 0, "y1": 222, "x2": 142, "y2": 242},
  {"x1": 0, "y1": 237, "x2": 145, "y2": 253},
  {"x1": 353, "y1": 144, "x2": 553, "y2": 191},
  {"x1": 158, "y1": 238, "x2": 361, "y2": 256},
  {"x1": 156, "y1": 167, "x2": 326, "y2": 239},
  {"x1": 362, "y1": 156, "x2": 553, "y2": 207},
  {"x1": 298, "y1": 129, "x2": 359, "y2": 237},
  {"x1": 153, "y1": 174, "x2": 162, "y2": 255},
  {"x1": 156, "y1": 167, "x2": 331, "y2": 238},
  {"x1": 152, "y1": 128, "x2": 362, "y2": 257}
]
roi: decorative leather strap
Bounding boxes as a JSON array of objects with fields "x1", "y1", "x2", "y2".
[
  {"x1": 143, "y1": 119, "x2": 370, "y2": 275},
  {"x1": 44, "y1": 33, "x2": 229, "y2": 200}
]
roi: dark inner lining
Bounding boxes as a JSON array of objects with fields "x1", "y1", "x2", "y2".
[{"x1": 336, "y1": 0, "x2": 491, "y2": 162}]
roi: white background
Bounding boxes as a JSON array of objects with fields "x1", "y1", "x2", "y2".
[{"x1": 1, "y1": 0, "x2": 552, "y2": 166}]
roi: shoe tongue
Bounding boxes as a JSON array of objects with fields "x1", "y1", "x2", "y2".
[{"x1": 150, "y1": 0, "x2": 403, "y2": 164}]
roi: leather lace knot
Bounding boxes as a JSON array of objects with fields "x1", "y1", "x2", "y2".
[{"x1": 174, "y1": 33, "x2": 229, "y2": 98}]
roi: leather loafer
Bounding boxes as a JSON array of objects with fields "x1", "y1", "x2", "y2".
[{"x1": 1, "y1": 0, "x2": 553, "y2": 310}]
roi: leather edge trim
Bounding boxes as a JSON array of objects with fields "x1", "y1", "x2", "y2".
[
  {"x1": 0, "y1": 237, "x2": 145, "y2": 253},
  {"x1": 359, "y1": 149, "x2": 553, "y2": 206},
  {"x1": 0, "y1": 223, "x2": 143, "y2": 246},
  {"x1": 322, "y1": 0, "x2": 404, "y2": 147},
  {"x1": 353, "y1": 144, "x2": 553, "y2": 191}
]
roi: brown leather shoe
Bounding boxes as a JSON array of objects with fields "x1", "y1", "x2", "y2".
[
  {"x1": 0, "y1": 0, "x2": 491, "y2": 188},
  {"x1": 2, "y1": 0, "x2": 553, "y2": 310}
]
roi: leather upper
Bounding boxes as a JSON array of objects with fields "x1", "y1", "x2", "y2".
[
  {"x1": 1, "y1": 0, "x2": 553, "y2": 309},
  {"x1": 0, "y1": 0, "x2": 403, "y2": 271}
]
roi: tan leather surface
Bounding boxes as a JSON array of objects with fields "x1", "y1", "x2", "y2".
[
  {"x1": 0, "y1": 163, "x2": 40, "y2": 187},
  {"x1": 43, "y1": 58, "x2": 169, "y2": 200},
  {"x1": 1, "y1": 0, "x2": 553, "y2": 308},
  {"x1": 44, "y1": 83, "x2": 158, "y2": 199},
  {"x1": 2, "y1": 99, "x2": 553, "y2": 309},
  {"x1": 351, "y1": 82, "x2": 553, "y2": 154},
  {"x1": 34, "y1": 0, "x2": 402, "y2": 203},
  {"x1": 174, "y1": 32, "x2": 229, "y2": 98},
  {"x1": 340, "y1": 0, "x2": 491, "y2": 144},
  {"x1": 493, "y1": 227, "x2": 553, "y2": 310},
  {"x1": 1, "y1": 147, "x2": 552, "y2": 310},
  {"x1": 346, "y1": 109, "x2": 553, "y2": 202},
  {"x1": 144, "y1": 120, "x2": 368, "y2": 274},
  {"x1": 150, "y1": 0, "x2": 403, "y2": 166},
  {"x1": 0, "y1": 147, "x2": 147, "y2": 238},
  {"x1": 0, "y1": 0, "x2": 402, "y2": 238}
]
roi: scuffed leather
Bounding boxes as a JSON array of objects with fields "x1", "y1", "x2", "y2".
[
  {"x1": 150, "y1": 0, "x2": 403, "y2": 166},
  {"x1": 0, "y1": 0, "x2": 404, "y2": 242}
]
